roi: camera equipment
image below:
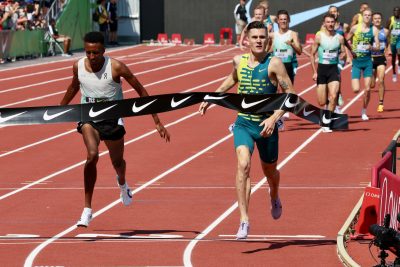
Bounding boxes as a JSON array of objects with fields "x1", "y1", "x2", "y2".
[{"x1": 369, "y1": 214, "x2": 400, "y2": 266}]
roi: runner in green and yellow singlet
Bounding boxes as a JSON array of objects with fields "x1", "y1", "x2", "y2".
[
  {"x1": 346, "y1": 8, "x2": 379, "y2": 121},
  {"x1": 199, "y1": 21, "x2": 296, "y2": 240}
]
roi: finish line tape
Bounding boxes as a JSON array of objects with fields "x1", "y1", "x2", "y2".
[{"x1": 0, "y1": 92, "x2": 348, "y2": 129}]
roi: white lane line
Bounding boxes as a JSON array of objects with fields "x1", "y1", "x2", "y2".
[
  {"x1": 0, "y1": 77, "x2": 227, "y2": 157},
  {"x1": 23, "y1": 133, "x2": 233, "y2": 267},
  {"x1": 181, "y1": 65, "x2": 363, "y2": 267},
  {"x1": 0, "y1": 45, "x2": 228, "y2": 94},
  {"x1": 0, "y1": 186, "x2": 364, "y2": 191},
  {"x1": 0, "y1": 46, "x2": 174, "y2": 82},
  {"x1": 0, "y1": 44, "x2": 154, "y2": 73}
]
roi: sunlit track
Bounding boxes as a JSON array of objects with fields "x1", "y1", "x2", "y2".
[
  {"x1": 1, "y1": 44, "x2": 399, "y2": 267},
  {"x1": 0, "y1": 46, "x2": 176, "y2": 82},
  {"x1": 0, "y1": 46, "x2": 235, "y2": 94},
  {"x1": 0, "y1": 57, "x2": 314, "y2": 155}
]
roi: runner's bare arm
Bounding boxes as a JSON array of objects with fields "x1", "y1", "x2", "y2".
[
  {"x1": 310, "y1": 33, "x2": 320, "y2": 81},
  {"x1": 199, "y1": 56, "x2": 240, "y2": 115},
  {"x1": 259, "y1": 56, "x2": 296, "y2": 137},
  {"x1": 60, "y1": 61, "x2": 80, "y2": 105},
  {"x1": 290, "y1": 32, "x2": 302, "y2": 55},
  {"x1": 115, "y1": 60, "x2": 170, "y2": 142}
]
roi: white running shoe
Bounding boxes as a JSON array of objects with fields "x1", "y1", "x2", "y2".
[
  {"x1": 77, "y1": 207, "x2": 92, "y2": 227},
  {"x1": 117, "y1": 176, "x2": 133, "y2": 206},
  {"x1": 334, "y1": 106, "x2": 342, "y2": 114},
  {"x1": 393, "y1": 74, "x2": 397, "y2": 83},
  {"x1": 321, "y1": 126, "x2": 333, "y2": 133},
  {"x1": 361, "y1": 113, "x2": 369, "y2": 121},
  {"x1": 236, "y1": 221, "x2": 250, "y2": 240}
]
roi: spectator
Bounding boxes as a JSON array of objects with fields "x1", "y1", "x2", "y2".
[
  {"x1": 95, "y1": 0, "x2": 109, "y2": 40},
  {"x1": 107, "y1": 0, "x2": 118, "y2": 45},
  {"x1": 48, "y1": 18, "x2": 72, "y2": 56},
  {"x1": 234, "y1": 0, "x2": 248, "y2": 45}
]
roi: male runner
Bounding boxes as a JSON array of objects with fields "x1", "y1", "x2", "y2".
[
  {"x1": 310, "y1": 14, "x2": 346, "y2": 132},
  {"x1": 60, "y1": 32, "x2": 170, "y2": 227},
  {"x1": 346, "y1": 8, "x2": 380, "y2": 121},
  {"x1": 199, "y1": 21, "x2": 296, "y2": 239},
  {"x1": 387, "y1": 6, "x2": 400, "y2": 82},
  {"x1": 371, "y1": 12, "x2": 389, "y2": 112}
]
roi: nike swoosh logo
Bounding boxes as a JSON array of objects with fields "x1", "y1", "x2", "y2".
[
  {"x1": 258, "y1": 68, "x2": 267, "y2": 72},
  {"x1": 89, "y1": 104, "x2": 117, "y2": 118},
  {"x1": 284, "y1": 97, "x2": 298, "y2": 108},
  {"x1": 204, "y1": 94, "x2": 228, "y2": 101},
  {"x1": 132, "y1": 99, "x2": 157, "y2": 113},
  {"x1": 241, "y1": 98, "x2": 269, "y2": 109},
  {"x1": 43, "y1": 108, "x2": 73, "y2": 121},
  {"x1": 322, "y1": 114, "x2": 340, "y2": 124},
  {"x1": 0, "y1": 111, "x2": 27, "y2": 123},
  {"x1": 171, "y1": 95, "x2": 192, "y2": 108},
  {"x1": 302, "y1": 108, "x2": 314, "y2": 117}
]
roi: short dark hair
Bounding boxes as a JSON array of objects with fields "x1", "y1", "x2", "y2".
[
  {"x1": 84, "y1": 31, "x2": 104, "y2": 45},
  {"x1": 323, "y1": 13, "x2": 336, "y2": 21},
  {"x1": 372, "y1": 12, "x2": 382, "y2": 18},
  {"x1": 247, "y1": 21, "x2": 267, "y2": 32},
  {"x1": 277, "y1": 10, "x2": 290, "y2": 20}
]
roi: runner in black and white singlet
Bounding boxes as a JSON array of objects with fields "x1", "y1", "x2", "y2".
[{"x1": 60, "y1": 32, "x2": 170, "y2": 228}]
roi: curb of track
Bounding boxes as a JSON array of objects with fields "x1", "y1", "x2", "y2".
[{"x1": 336, "y1": 194, "x2": 363, "y2": 267}]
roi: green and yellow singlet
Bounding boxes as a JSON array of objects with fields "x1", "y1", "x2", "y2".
[
  {"x1": 352, "y1": 25, "x2": 374, "y2": 59},
  {"x1": 237, "y1": 53, "x2": 277, "y2": 121}
]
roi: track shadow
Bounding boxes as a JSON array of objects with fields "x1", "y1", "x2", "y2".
[
  {"x1": 239, "y1": 239, "x2": 337, "y2": 254},
  {"x1": 117, "y1": 229, "x2": 201, "y2": 236}
]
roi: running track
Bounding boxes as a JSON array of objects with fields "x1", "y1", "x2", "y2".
[{"x1": 0, "y1": 44, "x2": 399, "y2": 267}]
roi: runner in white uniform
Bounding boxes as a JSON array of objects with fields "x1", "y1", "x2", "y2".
[{"x1": 60, "y1": 32, "x2": 170, "y2": 227}]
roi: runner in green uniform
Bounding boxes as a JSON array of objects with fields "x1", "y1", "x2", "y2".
[{"x1": 199, "y1": 21, "x2": 296, "y2": 240}]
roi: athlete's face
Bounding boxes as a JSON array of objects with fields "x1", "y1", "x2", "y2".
[
  {"x1": 324, "y1": 17, "x2": 335, "y2": 31},
  {"x1": 277, "y1": 14, "x2": 289, "y2": 30},
  {"x1": 253, "y1": 8, "x2": 265, "y2": 22},
  {"x1": 362, "y1": 10, "x2": 371, "y2": 24},
  {"x1": 394, "y1": 7, "x2": 400, "y2": 18},
  {"x1": 85, "y1": 42, "x2": 105, "y2": 65},
  {"x1": 328, "y1": 7, "x2": 338, "y2": 20},
  {"x1": 372, "y1": 14, "x2": 382, "y2": 27},
  {"x1": 247, "y1": 28, "x2": 268, "y2": 54}
]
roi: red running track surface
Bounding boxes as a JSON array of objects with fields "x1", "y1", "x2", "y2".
[{"x1": 0, "y1": 44, "x2": 399, "y2": 267}]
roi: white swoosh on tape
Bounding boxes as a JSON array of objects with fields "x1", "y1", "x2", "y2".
[
  {"x1": 132, "y1": 99, "x2": 157, "y2": 113},
  {"x1": 203, "y1": 95, "x2": 228, "y2": 100},
  {"x1": 171, "y1": 95, "x2": 192, "y2": 108},
  {"x1": 43, "y1": 108, "x2": 73, "y2": 121},
  {"x1": 0, "y1": 111, "x2": 27, "y2": 123},
  {"x1": 302, "y1": 108, "x2": 314, "y2": 117},
  {"x1": 322, "y1": 114, "x2": 340, "y2": 124},
  {"x1": 284, "y1": 97, "x2": 298, "y2": 108},
  {"x1": 241, "y1": 98, "x2": 269, "y2": 109},
  {"x1": 89, "y1": 104, "x2": 117, "y2": 118}
]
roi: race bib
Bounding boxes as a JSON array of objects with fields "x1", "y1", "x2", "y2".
[
  {"x1": 357, "y1": 43, "x2": 369, "y2": 53},
  {"x1": 391, "y1": 29, "x2": 400, "y2": 36},
  {"x1": 275, "y1": 49, "x2": 292, "y2": 59},
  {"x1": 322, "y1": 49, "x2": 338, "y2": 60}
]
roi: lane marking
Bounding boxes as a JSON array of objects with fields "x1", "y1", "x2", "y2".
[
  {"x1": 0, "y1": 46, "x2": 233, "y2": 94},
  {"x1": 75, "y1": 233, "x2": 183, "y2": 239},
  {"x1": 182, "y1": 63, "x2": 370, "y2": 267},
  {"x1": 23, "y1": 133, "x2": 233, "y2": 267},
  {"x1": 0, "y1": 77, "x2": 227, "y2": 158},
  {"x1": 0, "y1": 46, "x2": 173, "y2": 82}
]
